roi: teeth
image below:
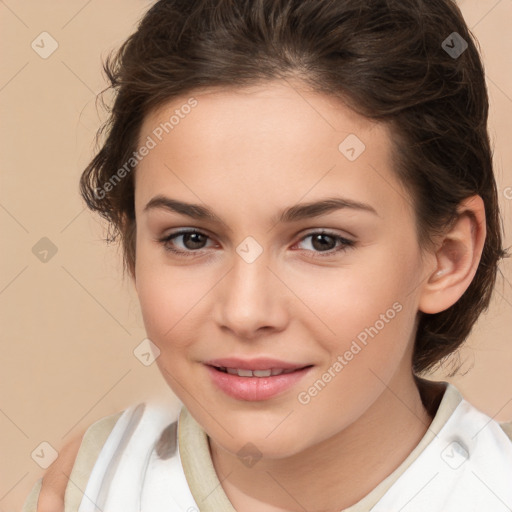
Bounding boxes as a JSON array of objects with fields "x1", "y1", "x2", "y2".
[
  {"x1": 217, "y1": 367, "x2": 299, "y2": 377},
  {"x1": 253, "y1": 369, "x2": 272, "y2": 377}
]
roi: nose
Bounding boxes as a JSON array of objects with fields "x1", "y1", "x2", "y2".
[{"x1": 214, "y1": 252, "x2": 289, "y2": 340}]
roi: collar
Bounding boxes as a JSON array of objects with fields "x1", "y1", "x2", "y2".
[{"x1": 178, "y1": 381, "x2": 466, "y2": 511}]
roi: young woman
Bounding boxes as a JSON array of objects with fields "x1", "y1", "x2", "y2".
[{"x1": 26, "y1": 0, "x2": 512, "y2": 510}]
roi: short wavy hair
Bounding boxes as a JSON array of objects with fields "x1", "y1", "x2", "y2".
[{"x1": 80, "y1": 0, "x2": 508, "y2": 375}]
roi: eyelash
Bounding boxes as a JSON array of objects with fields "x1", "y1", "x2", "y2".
[{"x1": 157, "y1": 229, "x2": 355, "y2": 259}]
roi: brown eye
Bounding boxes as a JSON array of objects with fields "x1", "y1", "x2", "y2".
[
  {"x1": 310, "y1": 233, "x2": 337, "y2": 251},
  {"x1": 295, "y1": 231, "x2": 355, "y2": 258},
  {"x1": 180, "y1": 232, "x2": 208, "y2": 250},
  {"x1": 158, "y1": 230, "x2": 212, "y2": 255}
]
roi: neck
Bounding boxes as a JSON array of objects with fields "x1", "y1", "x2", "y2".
[{"x1": 209, "y1": 371, "x2": 441, "y2": 512}]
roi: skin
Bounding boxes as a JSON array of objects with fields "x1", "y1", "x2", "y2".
[
  {"x1": 36, "y1": 433, "x2": 83, "y2": 511},
  {"x1": 37, "y1": 79, "x2": 486, "y2": 511}
]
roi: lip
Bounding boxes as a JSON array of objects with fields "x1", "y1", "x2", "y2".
[{"x1": 204, "y1": 358, "x2": 313, "y2": 401}]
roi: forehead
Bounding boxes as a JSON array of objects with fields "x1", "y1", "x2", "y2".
[
  {"x1": 139, "y1": 80, "x2": 387, "y2": 152},
  {"x1": 135, "y1": 80, "x2": 410, "y2": 219}
]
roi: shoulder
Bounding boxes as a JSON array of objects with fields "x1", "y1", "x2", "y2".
[
  {"x1": 22, "y1": 410, "x2": 124, "y2": 512},
  {"x1": 442, "y1": 383, "x2": 512, "y2": 446},
  {"x1": 64, "y1": 410, "x2": 124, "y2": 510}
]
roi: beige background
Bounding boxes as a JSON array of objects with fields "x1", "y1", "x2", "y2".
[{"x1": 1, "y1": 0, "x2": 511, "y2": 509}]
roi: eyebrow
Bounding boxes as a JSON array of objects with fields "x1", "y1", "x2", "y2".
[{"x1": 143, "y1": 195, "x2": 378, "y2": 228}]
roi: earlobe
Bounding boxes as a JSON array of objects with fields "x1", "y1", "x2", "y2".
[{"x1": 419, "y1": 195, "x2": 486, "y2": 314}]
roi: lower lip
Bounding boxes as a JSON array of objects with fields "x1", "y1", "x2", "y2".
[{"x1": 205, "y1": 365, "x2": 313, "y2": 401}]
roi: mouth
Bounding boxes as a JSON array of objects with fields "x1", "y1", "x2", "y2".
[
  {"x1": 204, "y1": 358, "x2": 314, "y2": 401},
  {"x1": 208, "y1": 365, "x2": 313, "y2": 377}
]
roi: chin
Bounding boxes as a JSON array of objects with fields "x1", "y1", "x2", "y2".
[{"x1": 211, "y1": 418, "x2": 311, "y2": 461}]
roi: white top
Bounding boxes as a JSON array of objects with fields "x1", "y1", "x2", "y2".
[{"x1": 23, "y1": 381, "x2": 512, "y2": 512}]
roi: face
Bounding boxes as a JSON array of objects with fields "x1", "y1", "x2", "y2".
[{"x1": 133, "y1": 80, "x2": 435, "y2": 459}]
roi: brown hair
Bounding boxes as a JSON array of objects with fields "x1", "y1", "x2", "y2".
[{"x1": 80, "y1": 0, "x2": 508, "y2": 375}]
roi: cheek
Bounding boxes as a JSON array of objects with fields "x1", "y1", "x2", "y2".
[
  {"x1": 136, "y1": 275, "x2": 192, "y2": 350},
  {"x1": 292, "y1": 245, "x2": 417, "y2": 337},
  {"x1": 135, "y1": 245, "x2": 216, "y2": 351},
  {"x1": 291, "y1": 247, "x2": 421, "y2": 392},
  {"x1": 135, "y1": 244, "x2": 183, "y2": 347},
  {"x1": 291, "y1": 299, "x2": 417, "y2": 438}
]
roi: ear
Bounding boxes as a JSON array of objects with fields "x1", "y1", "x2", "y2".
[{"x1": 418, "y1": 195, "x2": 486, "y2": 314}]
